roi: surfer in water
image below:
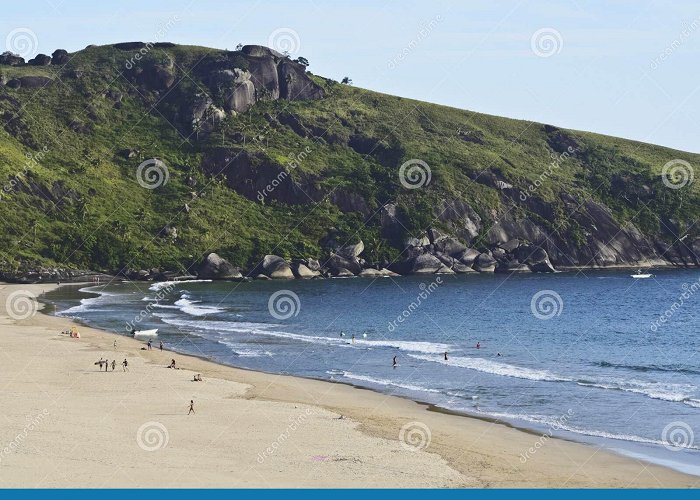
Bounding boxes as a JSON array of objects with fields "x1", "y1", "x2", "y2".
[
  {"x1": 351, "y1": 334, "x2": 355, "y2": 345},
  {"x1": 444, "y1": 351, "x2": 448, "y2": 361},
  {"x1": 392, "y1": 356, "x2": 397, "y2": 368},
  {"x1": 476, "y1": 342, "x2": 481, "y2": 349}
]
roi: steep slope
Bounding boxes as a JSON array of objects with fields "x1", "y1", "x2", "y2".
[{"x1": 0, "y1": 42, "x2": 698, "y2": 280}]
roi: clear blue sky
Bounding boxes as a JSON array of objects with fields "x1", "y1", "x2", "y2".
[{"x1": 3, "y1": 0, "x2": 699, "y2": 152}]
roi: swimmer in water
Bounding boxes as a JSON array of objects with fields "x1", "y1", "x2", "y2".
[
  {"x1": 444, "y1": 351, "x2": 448, "y2": 361},
  {"x1": 351, "y1": 334, "x2": 355, "y2": 344},
  {"x1": 476, "y1": 342, "x2": 481, "y2": 349},
  {"x1": 392, "y1": 356, "x2": 397, "y2": 368}
]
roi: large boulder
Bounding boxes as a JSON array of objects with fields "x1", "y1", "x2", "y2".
[
  {"x1": 260, "y1": 255, "x2": 294, "y2": 279},
  {"x1": 409, "y1": 253, "x2": 443, "y2": 274},
  {"x1": 28, "y1": 54, "x2": 51, "y2": 66},
  {"x1": 0, "y1": 52, "x2": 24, "y2": 66},
  {"x1": 326, "y1": 253, "x2": 362, "y2": 275},
  {"x1": 456, "y1": 248, "x2": 480, "y2": 266},
  {"x1": 278, "y1": 60, "x2": 325, "y2": 100},
  {"x1": 435, "y1": 237, "x2": 467, "y2": 257},
  {"x1": 51, "y1": 49, "x2": 69, "y2": 65},
  {"x1": 291, "y1": 261, "x2": 320, "y2": 279},
  {"x1": 474, "y1": 253, "x2": 497, "y2": 272},
  {"x1": 18, "y1": 76, "x2": 52, "y2": 88},
  {"x1": 336, "y1": 240, "x2": 364, "y2": 260},
  {"x1": 197, "y1": 253, "x2": 243, "y2": 280}
]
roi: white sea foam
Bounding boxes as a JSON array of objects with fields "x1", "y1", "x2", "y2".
[
  {"x1": 148, "y1": 280, "x2": 211, "y2": 291},
  {"x1": 173, "y1": 296, "x2": 224, "y2": 316},
  {"x1": 334, "y1": 371, "x2": 441, "y2": 393},
  {"x1": 408, "y1": 354, "x2": 569, "y2": 382}
]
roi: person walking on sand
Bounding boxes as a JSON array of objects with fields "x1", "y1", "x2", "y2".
[
  {"x1": 122, "y1": 358, "x2": 129, "y2": 372},
  {"x1": 188, "y1": 400, "x2": 195, "y2": 415},
  {"x1": 111, "y1": 359, "x2": 116, "y2": 371},
  {"x1": 147, "y1": 340, "x2": 152, "y2": 350},
  {"x1": 159, "y1": 341, "x2": 163, "y2": 351}
]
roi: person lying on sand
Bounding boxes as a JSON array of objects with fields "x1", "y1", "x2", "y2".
[{"x1": 193, "y1": 374, "x2": 202, "y2": 382}]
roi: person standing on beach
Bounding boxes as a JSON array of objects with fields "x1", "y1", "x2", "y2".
[
  {"x1": 188, "y1": 400, "x2": 195, "y2": 415},
  {"x1": 122, "y1": 358, "x2": 129, "y2": 372},
  {"x1": 147, "y1": 340, "x2": 152, "y2": 350},
  {"x1": 159, "y1": 341, "x2": 163, "y2": 351},
  {"x1": 111, "y1": 360, "x2": 116, "y2": 371},
  {"x1": 113, "y1": 340, "x2": 117, "y2": 350},
  {"x1": 104, "y1": 359, "x2": 109, "y2": 372}
]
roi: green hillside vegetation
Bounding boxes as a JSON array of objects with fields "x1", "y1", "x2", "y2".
[{"x1": 0, "y1": 42, "x2": 698, "y2": 277}]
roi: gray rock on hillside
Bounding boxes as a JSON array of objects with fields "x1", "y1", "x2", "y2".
[
  {"x1": 197, "y1": 253, "x2": 243, "y2": 280},
  {"x1": 336, "y1": 240, "x2": 364, "y2": 259}
]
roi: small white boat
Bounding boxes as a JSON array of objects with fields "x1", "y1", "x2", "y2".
[
  {"x1": 132, "y1": 329, "x2": 158, "y2": 337},
  {"x1": 631, "y1": 269, "x2": 653, "y2": 279}
]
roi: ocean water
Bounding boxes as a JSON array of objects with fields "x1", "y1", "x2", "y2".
[{"x1": 45, "y1": 269, "x2": 700, "y2": 475}]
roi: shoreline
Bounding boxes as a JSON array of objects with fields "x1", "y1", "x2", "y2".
[{"x1": 0, "y1": 282, "x2": 697, "y2": 487}]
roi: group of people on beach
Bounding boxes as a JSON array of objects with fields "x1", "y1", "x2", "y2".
[
  {"x1": 96, "y1": 357, "x2": 128, "y2": 371},
  {"x1": 145, "y1": 339, "x2": 164, "y2": 351}
]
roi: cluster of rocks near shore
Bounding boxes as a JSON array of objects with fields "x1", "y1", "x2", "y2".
[{"x1": 191, "y1": 227, "x2": 556, "y2": 282}]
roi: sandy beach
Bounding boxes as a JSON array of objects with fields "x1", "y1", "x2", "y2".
[{"x1": 0, "y1": 283, "x2": 696, "y2": 488}]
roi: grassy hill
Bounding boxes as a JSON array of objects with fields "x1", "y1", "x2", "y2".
[{"x1": 0, "y1": 42, "x2": 698, "y2": 278}]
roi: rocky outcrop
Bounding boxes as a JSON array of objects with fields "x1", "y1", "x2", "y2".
[
  {"x1": 28, "y1": 54, "x2": 51, "y2": 66},
  {"x1": 51, "y1": 49, "x2": 69, "y2": 65},
  {"x1": 256, "y1": 254, "x2": 294, "y2": 279},
  {"x1": 291, "y1": 261, "x2": 320, "y2": 279},
  {"x1": 0, "y1": 52, "x2": 24, "y2": 66},
  {"x1": 197, "y1": 253, "x2": 243, "y2": 280}
]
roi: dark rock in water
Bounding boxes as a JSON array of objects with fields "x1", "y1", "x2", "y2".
[
  {"x1": 452, "y1": 263, "x2": 477, "y2": 273},
  {"x1": 474, "y1": 253, "x2": 497, "y2": 272},
  {"x1": 259, "y1": 254, "x2": 294, "y2": 279},
  {"x1": 407, "y1": 253, "x2": 443, "y2": 274},
  {"x1": 291, "y1": 261, "x2": 320, "y2": 278},
  {"x1": 197, "y1": 253, "x2": 243, "y2": 280},
  {"x1": 496, "y1": 261, "x2": 531, "y2": 273},
  {"x1": 28, "y1": 54, "x2": 51, "y2": 66},
  {"x1": 456, "y1": 248, "x2": 480, "y2": 266},
  {"x1": 326, "y1": 253, "x2": 362, "y2": 275}
]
